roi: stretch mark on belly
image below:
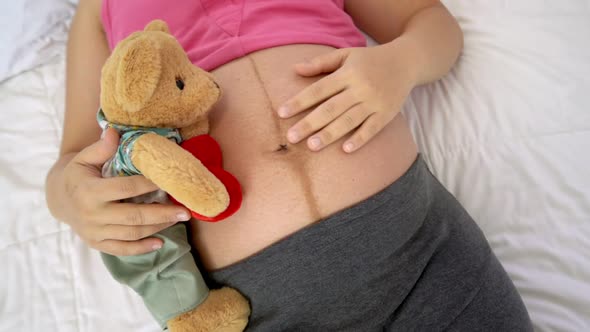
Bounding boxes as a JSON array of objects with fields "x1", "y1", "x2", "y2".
[{"x1": 246, "y1": 55, "x2": 322, "y2": 221}]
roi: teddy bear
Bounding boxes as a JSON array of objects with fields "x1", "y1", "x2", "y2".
[{"x1": 97, "y1": 20, "x2": 250, "y2": 332}]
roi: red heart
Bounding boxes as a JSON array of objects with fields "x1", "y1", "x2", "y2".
[
  {"x1": 168, "y1": 135, "x2": 242, "y2": 222},
  {"x1": 180, "y1": 134, "x2": 223, "y2": 168}
]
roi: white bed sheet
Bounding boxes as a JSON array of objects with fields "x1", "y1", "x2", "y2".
[
  {"x1": 0, "y1": 0, "x2": 77, "y2": 83},
  {"x1": 403, "y1": 2, "x2": 590, "y2": 330},
  {"x1": 1, "y1": 1, "x2": 589, "y2": 331}
]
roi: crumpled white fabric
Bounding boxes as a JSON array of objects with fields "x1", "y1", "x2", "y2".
[{"x1": 0, "y1": 0, "x2": 77, "y2": 83}]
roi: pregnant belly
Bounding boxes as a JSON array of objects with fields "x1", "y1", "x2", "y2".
[{"x1": 190, "y1": 44, "x2": 418, "y2": 270}]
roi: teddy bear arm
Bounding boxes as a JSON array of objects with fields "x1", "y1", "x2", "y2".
[{"x1": 131, "y1": 133, "x2": 229, "y2": 217}]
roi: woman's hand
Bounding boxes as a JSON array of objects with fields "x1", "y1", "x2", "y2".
[
  {"x1": 278, "y1": 42, "x2": 417, "y2": 153},
  {"x1": 46, "y1": 128, "x2": 192, "y2": 256}
]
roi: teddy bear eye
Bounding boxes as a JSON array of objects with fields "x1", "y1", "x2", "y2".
[{"x1": 175, "y1": 78, "x2": 185, "y2": 90}]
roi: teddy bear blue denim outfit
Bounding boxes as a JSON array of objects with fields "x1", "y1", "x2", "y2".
[
  {"x1": 97, "y1": 109, "x2": 183, "y2": 177},
  {"x1": 97, "y1": 109, "x2": 210, "y2": 329}
]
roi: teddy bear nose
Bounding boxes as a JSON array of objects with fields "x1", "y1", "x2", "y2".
[{"x1": 176, "y1": 78, "x2": 185, "y2": 90}]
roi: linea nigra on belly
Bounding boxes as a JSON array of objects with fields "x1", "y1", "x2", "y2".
[{"x1": 246, "y1": 55, "x2": 322, "y2": 221}]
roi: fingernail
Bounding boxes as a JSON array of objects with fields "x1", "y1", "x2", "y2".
[
  {"x1": 344, "y1": 142, "x2": 355, "y2": 153},
  {"x1": 309, "y1": 137, "x2": 321, "y2": 150},
  {"x1": 278, "y1": 106, "x2": 289, "y2": 118},
  {"x1": 177, "y1": 212, "x2": 190, "y2": 221},
  {"x1": 287, "y1": 130, "x2": 300, "y2": 143},
  {"x1": 152, "y1": 243, "x2": 162, "y2": 250}
]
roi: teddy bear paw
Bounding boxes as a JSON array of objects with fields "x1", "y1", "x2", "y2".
[{"x1": 167, "y1": 287, "x2": 250, "y2": 332}]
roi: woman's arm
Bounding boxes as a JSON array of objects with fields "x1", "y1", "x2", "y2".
[
  {"x1": 46, "y1": 0, "x2": 190, "y2": 256},
  {"x1": 345, "y1": 0, "x2": 463, "y2": 85},
  {"x1": 278, "y1": 0, "x2": 463, "y2": 152},
  {"x1": 46, "y1": 0, "x2": 108, "y2": 220},
  {"x1": 62, "y1": 0, "x2": 109, "y2": 155},
  {"x1": 46, "y1": 0, "x2": 107, "y2": 196}
]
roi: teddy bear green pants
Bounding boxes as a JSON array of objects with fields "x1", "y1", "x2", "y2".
[{"x1": 101, "y1": 223, "x2": 209, "y2": 329}]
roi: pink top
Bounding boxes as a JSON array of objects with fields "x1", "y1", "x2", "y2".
[{"x1": 101, "y1": 0, "x2": 367, "y2": 71}]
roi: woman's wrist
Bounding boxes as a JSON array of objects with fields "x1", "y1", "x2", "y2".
[
  {"x1": 377, "y1": 37, "x2": 422, "y2": 91},
  {"x1": 45, "y1": 153, "x2": 76, "y2": 221},
  {"x1": 379, "y1": 5, "x2": 463, "y2": 87}
]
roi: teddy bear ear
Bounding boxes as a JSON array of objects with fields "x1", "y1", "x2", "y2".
[
  {"x1": 144, "y1": 20, "x2": 171, "y2": 34},
  {"x1": 115, "y1": 36, "x2": 162, "y2": 112}
]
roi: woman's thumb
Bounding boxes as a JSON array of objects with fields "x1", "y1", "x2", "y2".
[
  {"x1": 74, "y1": 128, "x2": 119, "y2": 167},
  {"x1": 295, "y1": 49, "x2": 348, "y2": 76}
]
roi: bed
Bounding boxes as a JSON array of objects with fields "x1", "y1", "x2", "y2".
[{"x1": 1, "y1": 1, "x2": 589, "y2": 331}]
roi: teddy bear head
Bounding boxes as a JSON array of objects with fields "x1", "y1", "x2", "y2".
[{"x1": 100, "y1": 20, "x2": 221, "y2": 129}]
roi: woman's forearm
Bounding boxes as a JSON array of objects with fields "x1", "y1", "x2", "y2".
[{"x1": 388, "y1": 4, "x2": 463, "y2": 86}]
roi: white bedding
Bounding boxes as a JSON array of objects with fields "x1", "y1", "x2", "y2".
[
  {"x1": 0, "y1": 0, "x2": 77, "y2": 83},
  {"x1": 1, "y1": 1, "x2": 589, "y2": 331}
]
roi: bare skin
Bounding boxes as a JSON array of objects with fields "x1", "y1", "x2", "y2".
[
  {"x1": 45, "y1": 0, "x2": 463, "y2": 268},
  {"x1": 194, "y1": 45, "x2": 418, "y2": 269}
]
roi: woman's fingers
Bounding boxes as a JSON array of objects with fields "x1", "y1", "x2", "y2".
[
  {"x1": 95, "y1": 238, "x2": 165, "y2": 256},
  {"x1": 286, "y1": 90, "x2": 358, "y2": 144},
  {"x1": 100, "y1": 202, "x2": 191, "y2": 226},
  {"x1": 278, "y1": 72, "x2": 348, "y2": 118},
  {"x1": 307, "y1": 104, "x2": 370, "y2": 151},
  {"x1": 95, "y1": 175, "x2": 160, "y2": 202},
  {"x1": 278, "y1": 47, "x2": 410, "y2": 153},
  {"x1": 294, "y1": 48, "x2": 349, "y2": 77},
  {"x1": 343, "y1": 112, "x2": 392, "y2": 153},
  {"x1": 100, "y1": 222, "x2": 176, "y2": 241}
]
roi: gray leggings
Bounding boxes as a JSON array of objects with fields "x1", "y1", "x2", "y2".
[{"x1": 207, "y1": 156, "x2": 533, "y2": 331}]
